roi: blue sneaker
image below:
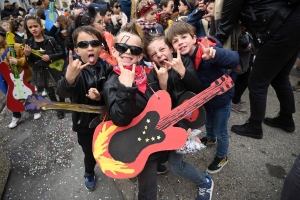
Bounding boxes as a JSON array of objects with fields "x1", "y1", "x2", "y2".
[
  {"x1": 84, "y1": 172, "x2": 97, "y2": 191},
  {"x1": 195, "y1": 174, "x2": 214, "y2": 200}
]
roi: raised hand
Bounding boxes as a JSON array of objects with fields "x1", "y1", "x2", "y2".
[
  {"x1": 86, "y1": 88, "x2": 101, "y2": 101},
  {"x1": 117, "y1": 57, "x2": 135, "y2": 87},
  {"x1": 24, "y1": 44, "x2": 31, "y2": 56},
  {"x1": 9, "y1": 57, "x2": 17, "y2": 65},
  {"x1": 198, "y1": 37, "x2": 216, "y2": 60},
  {"x1": 65, "y1": 50, "x2": 90, "y2": 85},
  {"x1": 153, "y1": 62, "x2": 168, "y2": 90},
  {"x1": 164, "y1": 49, "x2": 186, "y2": 78},
  {"x1": 198, "y1": 0, "x2": 207, "y2": 11}
]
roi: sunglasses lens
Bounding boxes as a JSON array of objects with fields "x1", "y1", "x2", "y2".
[
  {"x1": 90, "y1": 40, "x2": 101, "y2": 47},
  {"x1": 77, "y1": 40, "x2": 101, "y2": 48},
  {"x1": 130, "y1": 46, "x2": 143, "y2": 55},
  {"x1": 115, "y1": 43, "x2": 128, "y2": 53},
  {"x1": 115, "y1": 43, "x2": 142, "y2": 55}
]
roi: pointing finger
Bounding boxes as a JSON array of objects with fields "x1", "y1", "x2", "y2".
[
  {"x1": 132, "y1": 63, "x2": 136, "y2": 74},
  {"x1": 152, "y1": 62, "x2": 159, "y2": 73},
  {"x1": 80, "y1": 61, "x2": 90, "y2": 69},
  {"x1": 205, "y1": 37, "x2": 209, "y2": 48},
  {"x1": 176, "y1": 49, "x2": 181, "y2": 60}
]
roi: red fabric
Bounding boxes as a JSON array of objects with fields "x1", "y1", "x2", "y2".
[
  {"x1": 194, "y1": 38, "x2": 217, "y2": 70},
  {"x1": 113, "y1": 65, "x2": 147, "y2": 94},
  {"x1": 138, "y1": 1, "x2": 156, "y2": 17}
]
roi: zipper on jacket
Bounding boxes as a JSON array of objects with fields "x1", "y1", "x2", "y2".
[{"x1": 92, "y1": 69, "x2": 97, "y2": 88}]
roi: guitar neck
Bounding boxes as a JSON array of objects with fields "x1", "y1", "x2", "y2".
[
  {"x1": 20, "y1": 45, "x2": 43, "y2": 58},
  {"x1": 156, "y1": 75, "x2": 233, "y2": 130},
  {"x1": 8, "y1": 44, "x2": 20, "y2": 79}
]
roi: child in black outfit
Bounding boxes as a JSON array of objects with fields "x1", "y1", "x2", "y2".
[
  {"x1": 24, "y1": 15, "x2": 66, "y2": 119},
  {"x1": 56, "y1": 26, "x2": 111, "y2": 191}
]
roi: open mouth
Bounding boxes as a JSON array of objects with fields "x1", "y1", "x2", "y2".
[
  {"x1": 159, "y1": 59, "x2": 168, "y2": 66},
  {"x1": 179, "y1": 46, "x2": 187, "y2": 52},
  {"x1": 88, "y1": 53, "x2": 95, "y2": 63}
]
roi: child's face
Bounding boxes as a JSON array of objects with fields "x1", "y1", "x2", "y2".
[
  {"x1": 91, "y1": 13, "x2": 106, "y2": 35},
  {"x1": 1, "y1": 22, "x2": 10, "y2": 32},
  {"x1": 171, "y1": 33, "x2": 196, "y2": 56},
  {"x1": 112, "y1": 33, "x2": 143, "y2": 66},
  {"x1": 103, "y1": 11, "x2": 112, "y2": 25},
  {"x1": 143, "y1": 5, "x2": 157, "y2": 23},
  {"x1": 163, "y1": 1, "x2": 174, "y2": 15},
  {"x1": 18, "y1": 21, "x2": 25, "y2": 33},
  {"x1": 26, "y1": 19, "x2": 43, "y2": 37},
  {"x1": 73, "y1": 8, "x2": 84, "y2": 16},
  {"x1": 147, "y1": 38, "x2": 173, "y2": 70},
  {"x1": 178, "y1": 1, "x2": 188, "y2": 14},
  {"x1": 111, "y1": 2, "x2": 121, "y2": 15},
  {"x1": 74, "y1": 32, "x2": 102, "y2": 65}
]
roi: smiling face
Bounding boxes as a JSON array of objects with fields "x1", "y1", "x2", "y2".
[
  {"x1": 143, "y1": 5, "x2": 157, "y2": 23},
  {"x1": 147, "y1": 38, "x2": 173, "y2": 70},
  {"x1": 1, "y1": 22, "x2": 10, "y2": 32},
  {"x1": 171, "y1": 33, "x2": 196, "y2": 56},
  {"x1": 112, "y1": 32, "x2": 143, "y2": 66},
  {"x1": 26, "y1": 19, "x2": 43, "y2": 37},
  {"x1": 74, "y1": 32, "x2": 102, "y2": 65}
]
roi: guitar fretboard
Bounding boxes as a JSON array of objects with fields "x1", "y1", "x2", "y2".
[{"x1": 156, "y1": 75, "x2": 233, "y2": 130}]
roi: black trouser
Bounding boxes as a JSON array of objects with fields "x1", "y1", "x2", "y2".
[
  {"x1": 137, "y1": 158, "x2": 159, "y2": 200},
  {"x1": 232, "y1": 65, "x2": 252, "y2": 104},
  {"x1": 248, "y1": 7, "x2": 300, "y2": 121},
  {"x1": 77, "y1": 132, "x2": 96, "y2": 174}
]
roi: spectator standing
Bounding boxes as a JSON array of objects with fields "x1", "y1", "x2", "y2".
[{"x1": 1, "y1": 1, "x2": 21, "y2": 19}]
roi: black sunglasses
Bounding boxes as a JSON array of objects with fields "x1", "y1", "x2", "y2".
[
  {"x1": 76, "y1": 40, "x2": 102, "y2": 48},
  {"x1": 114, "y1": 5, "x2": 121, "y2": 9},
  {"x1": 115, "y1": 43, "x2": 143, "y2": 56}
]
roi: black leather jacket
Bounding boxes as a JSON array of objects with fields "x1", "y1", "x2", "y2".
[
  {"x1": 103, "y1": 55, "x2": 201, "y2": 128},
  {"x1": 216, "y1": 0, "x2": 298, "y2": 45},
  {"x1": 56, "y1": 59, "x2": 112, "y2": 134},
  {"x1": 25, "y1": 34, "x2": 65, "y2": 71}
]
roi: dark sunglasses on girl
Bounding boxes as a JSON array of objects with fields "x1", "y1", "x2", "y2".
[
  {"x1": 76, "y1": 40, "x2": 102, "y2": 48},
  {"x1": 114, "y1": 5, "x2": 121, "y2": 9},
  {"x1": 114, "y1": 43, "x2": 143, "y2": 55}
]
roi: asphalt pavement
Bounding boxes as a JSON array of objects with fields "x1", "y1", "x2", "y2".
[{"x1": 0, "y1": 73, "x2": 299, "y2": 200}]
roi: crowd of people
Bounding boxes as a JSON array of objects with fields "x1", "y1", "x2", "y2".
[{"x1": 0, "y1": 0, "x2": 299, "y2": 200}]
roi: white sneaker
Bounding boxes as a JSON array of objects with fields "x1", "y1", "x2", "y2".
[
  {"x1": 34, "y1": 113, "x2": 41, "y2": 120},
  {"x1": 9, "y1": 117, "x2": 22, "y2": 129},
  {"x1": 42, "y1": 89, "x2": 47, "y2": 97}
]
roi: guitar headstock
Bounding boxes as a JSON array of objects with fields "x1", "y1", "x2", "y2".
[
  {"x1": 6, "y1": 32, "x2": 15, "y2": 46},
  {"x1": 212, "y1": 74, "x2": 234, "y2": 95}
]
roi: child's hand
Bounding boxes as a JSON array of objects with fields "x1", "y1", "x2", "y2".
[
  {"x1": 164, "y1": 50, "x2": 186, "y2": 78},
  {"x1": 153, "y1": 62, "x2": 168, "y2": 90},
  {"x1": 66, "y1": 50, "x2": 90, "y2": 85},
  {"x1": 198, "y1": 0, "x2": 207, "y2": 11},
  {"x1": 24, "y1": 44, "x2": 32, "y2": 56},
  {"x1": 9, "y1": 57, "x2": 17, "y2": 65},
  {"x1": 244, "y1": 43, "x2": 252, "y2": 52},
  {"x1": 42, "y1": 55, "x2": 50, "y2": 62},
  {"x1": 117, "y1": 57, "x2": 135, "y2": 87},
  {"x1": 86, "y1": 88, "x2": 101, "y2": 101},
  {"x1": 199, "y1": 37, "x2": 216, "y2": 60}
]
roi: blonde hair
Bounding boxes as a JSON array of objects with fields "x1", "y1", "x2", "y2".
[{"x1": 136, "y1": 0, "x2": 156, "y2": 18}]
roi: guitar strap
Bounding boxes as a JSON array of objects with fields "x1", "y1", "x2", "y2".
[{"x1": 0, "y1": 48, "x2": 9, "y2": 62}]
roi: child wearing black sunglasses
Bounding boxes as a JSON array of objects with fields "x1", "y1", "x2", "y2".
[
  {"x1": 110, "y1": 0, "x2": 127, "y2": 30},
  {"x1": 56, "y1": 26, "x2": 111, "y2": 192},
  {"x1": 103, "y1": 23, "x2": 169, "y2": 200}
]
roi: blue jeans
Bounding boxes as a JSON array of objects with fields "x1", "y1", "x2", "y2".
[
  {"x1": 280, "y1": 153, "x2": 300, "y2": 200},
  {"x1": 205, "y1": 101, "x2": 231, "y2": 158},
  {"x1": 168, "y1": 151, "x2": 206, "y2": 186}
]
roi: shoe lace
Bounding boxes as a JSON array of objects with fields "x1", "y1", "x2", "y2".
[{"x1": 198, "y1": 187, "x2": 206, "y2": 196}]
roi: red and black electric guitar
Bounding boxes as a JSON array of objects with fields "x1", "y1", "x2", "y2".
[
  {"x1": 0, "y1": 32, "x2": 34, "y2": 112},
  {"x1": 93, "y1": 74, "x2": 234, "y2": 179}
]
